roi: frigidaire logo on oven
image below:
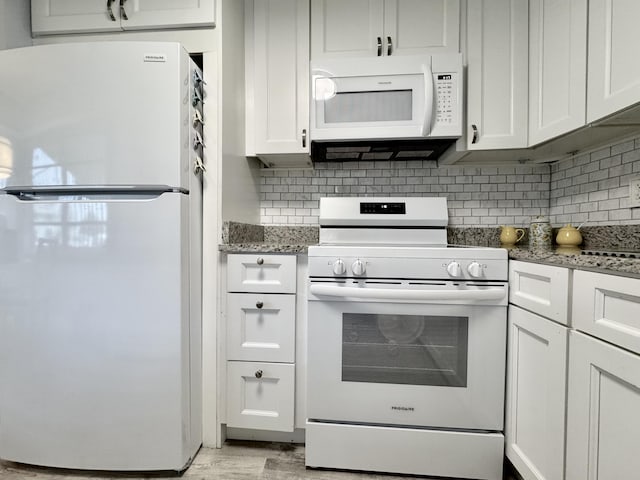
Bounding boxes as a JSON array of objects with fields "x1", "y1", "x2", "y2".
[{"x1": 391, "y1": 406, "x2": 414, "y2": 412}]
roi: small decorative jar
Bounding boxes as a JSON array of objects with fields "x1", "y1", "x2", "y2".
[
  {"x1": 529, "y1": 215, "x2": 553, "y2": 248},
  {"x1": 556, "y1": 224, "x2": 583, "y2": 246}
]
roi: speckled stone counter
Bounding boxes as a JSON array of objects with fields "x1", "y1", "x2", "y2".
[
  {"x1": 219, "y1": 222, "x2": 318, "y2": 254},
  {"x1": 504, "y1": 245, "x2": 640, "y2": 279},
  {"x1": 219, "y1": 222, "x2": 640, "y2": 277}
]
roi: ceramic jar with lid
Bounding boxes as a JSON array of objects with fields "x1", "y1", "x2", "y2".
[
  {"x1": 529, "y1": 215, "x2": 552, "y2": 248},
  {"x1": 556, "y1": 224, "x2": 583, "y2": 246}
]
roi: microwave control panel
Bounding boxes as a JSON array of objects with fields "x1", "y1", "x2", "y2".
[{"x1": 434, "y1": 73, "x2": 460, "y2": 132}]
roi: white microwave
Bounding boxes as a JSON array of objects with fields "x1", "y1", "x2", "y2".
[{"x1": 310, "y1": 54, "x2": 462, "y2": 142}]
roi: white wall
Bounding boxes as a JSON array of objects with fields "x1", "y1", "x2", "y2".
[
  {"x1": 219, "y1": 0, "x2": 261, "y2": 224},
  {"x1": 0, "y1": 0, "x2": 32, "y2": 50}
]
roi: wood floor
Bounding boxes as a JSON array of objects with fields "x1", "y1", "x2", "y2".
[{"x1": 0, "y1": 441, "x2": 520, "y2": 479}]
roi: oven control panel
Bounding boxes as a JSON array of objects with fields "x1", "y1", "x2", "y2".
[{"x1": 309, "y1": 253, "x2": 508, "y2": 281}]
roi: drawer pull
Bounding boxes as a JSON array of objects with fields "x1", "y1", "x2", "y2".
[
  {"x1": 256, "y1": 301, "x2": 264, "y2": 309},
  {"x1": 256, "y1": 257, "x2": 264, "y2": 265},
  {"x1": 255, "y1": 370, "x2": 263, "y2": 379}
]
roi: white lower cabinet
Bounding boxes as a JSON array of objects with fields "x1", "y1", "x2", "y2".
[
  {"x1": 509, "y1": 260, "x2": 570, "y2": 325},
  {"x1": 508, "y1": 262, "x2": 640, "y2": 480},
  {"x1": 571, "y1": 270, "x2": 640, "y2": 355},
  {"x1": 225, "y1": 254, "x2": 297, "y2": 434},
  {"x1": 565, "y1": 331, "x2": 640, "y2": 480},
  {"x1": 505, "y1": 305, "x2": 568, "y2": 480},
  {"x1": 226, "y1": 361, "x2": 295, "y2": 432},
  {"x1": 226, "y1": 293, "x2": 296, "y2": 363}
]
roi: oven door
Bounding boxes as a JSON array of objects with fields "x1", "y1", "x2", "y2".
[{"x1": 307, "y1": 283, "x2": 507, "y2": 431}]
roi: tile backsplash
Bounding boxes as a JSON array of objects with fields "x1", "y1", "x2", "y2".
[
  {"x1": 549, "y1": 137, "x2": 640, "y2": 226},
  {"x1": 260, "y1": 135, "x2": 640, "y2": 227}
]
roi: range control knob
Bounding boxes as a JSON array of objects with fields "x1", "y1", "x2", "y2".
[
  {"x1": 351, "y1": 259, "x2": 366, "y2": 276},
  {"x1": 446, "y1": 261, "x2": 462, "y2": 277},
  {"x1": 332, "y1": 259, "x2": 346, "y2": 275},
  {"x1": 467, "y1": 261, "x2": 483, "y2": 278}
]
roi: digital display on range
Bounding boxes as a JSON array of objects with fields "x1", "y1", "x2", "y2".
[{"x1": 360, "y1": 202, "x2": 406, "y2": 214}]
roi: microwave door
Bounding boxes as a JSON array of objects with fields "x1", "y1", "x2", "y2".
[{"x1": 313, "y1": 74, "x2": 426, "y2": 140}]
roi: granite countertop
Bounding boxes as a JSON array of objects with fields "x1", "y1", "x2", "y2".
[
  {"x1": 505, "y1": 245, "x2": 640, "y2": 279},
  {"x1": 218, "y1": 222, "x2": 318, "y2": 254},
  {"x1": 220, "y1": 222, "x2": 640, "y2": 277}
]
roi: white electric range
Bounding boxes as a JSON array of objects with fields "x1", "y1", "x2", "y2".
[{"x1": 305, "y1": 197, "x2": 508, "y2": 480}]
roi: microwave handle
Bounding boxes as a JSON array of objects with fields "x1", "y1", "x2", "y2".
[{"x1": 422, "y1": 63, "x2": 434, "y2": 136}]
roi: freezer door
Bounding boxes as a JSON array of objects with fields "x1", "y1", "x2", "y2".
[
  {"x1": 0, "y1": 42, "x2": 190, "y2": 189},
  {"x1": 0, "y1": 191, "x2": 199, "y2": 470}
]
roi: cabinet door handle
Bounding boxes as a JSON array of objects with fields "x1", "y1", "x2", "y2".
[
  {"x1": 255, "y1": 370, "x2": 263, "y2": 379},
  {"x1": 471, "y1": 124, "x2": 479, "y2": 144},
  {"x1": 387, "y1": 36, "x2": 393, "y2": 56},
  {"x1": 377, "y1": 37, "x2": 382, "y2": 56},
  {"x1": 256, "y1": 301, "x2": 264, "y2": 309},
  {"x1": 120, "y1": 0, "x2": 128, "y2": 20},
  {"x1": 106, "y1": 0, "x2": 116, "y2": 21},
  {"x1": 256, "y1": 257, "x2": 264, "y2": 265},
  {"x1": 302, "y1": 129, "x2": 307, "y2": 148}
]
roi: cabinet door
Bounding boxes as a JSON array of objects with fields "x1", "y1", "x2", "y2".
[
  {"x1": 572, "y1": 270, "x2": 640, "y2": 355},
  {"x1": 31, "y1": 0, "x2": 122, "y2": 35},
  {"x1": 566, "y1": 331, "x2": 640, "y2": 480},
  {"x1": 226, "y1": 361, "x2": 295, "y2": 432},
  {"x1": 227, "y1": 254, "x2": 297, "y2": 294},
  {"x1": 251, "y1": 0, "x2": 309, "y2": 155},
  {"x1": 383, "y1": 0, "x2": 459, "y2": 55},
  {"x1": 588, "y1": 0, "x2": 640, "y2": 122},
  {"x1": 226, "y1": 293, "x2": 296, "y2": 363},
  {"x1": 505, "y1": 306, "x2": 568, "y2": 480},
  {"x1": 528, "y1": 0, "x2": 587, "y2": 145},
  {"x1": 509, "y1": 261, "x2": 570, "y2": 326},
  {"x1": 311, "y1": 0, "x2": 384, "y2": 59},
  {"x1": 120, "y1": 0, "x2": 215, "y2": 30},
  {"x1": 465, "y1": 0, "x2": 528, "y2": 149}
]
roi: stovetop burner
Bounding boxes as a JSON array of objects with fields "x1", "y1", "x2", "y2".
[{"x1": 581, "y1": 249, "x2": 640, "y2": 259}]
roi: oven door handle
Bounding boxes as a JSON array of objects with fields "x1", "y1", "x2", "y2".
[{"x1": 310, "y1": 284, "x2": 506, "y2": 301}]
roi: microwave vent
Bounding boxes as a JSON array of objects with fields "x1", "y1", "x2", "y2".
[{"x1": 311, "y1": 139, "x2": 454, "y2": 163}]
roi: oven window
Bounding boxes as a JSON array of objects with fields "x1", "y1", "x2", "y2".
[
  {"x1": 342, "y1": 313, "x2": 468, "y2": 387},
  {"x1": 324, "y1": 90, "x2": 412, "y2": 123}
]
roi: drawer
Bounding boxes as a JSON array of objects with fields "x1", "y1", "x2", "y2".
[
  {"x1": 226, "y1": 361, "x2": 295, "y2": 432},
  {"x1": 509, "y1": 260, "x2": 570, "y2": 325},
  {"x1": 227, "y1": 254, "x2": 297, "y2": 293},
  {"x1": 226, "y1": 293, "x2": 296, "y2": 363},
  {"x1": 572, "y1": 270, "x2": 640, "y2": 355}
]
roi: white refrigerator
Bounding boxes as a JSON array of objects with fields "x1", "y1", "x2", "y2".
[{"x1": 0, "y1": 42, "x2": 203, "y2": 471}]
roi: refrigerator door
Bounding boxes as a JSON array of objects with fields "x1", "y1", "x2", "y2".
[
  {"x1": 0, "y1": 191, "x2": 198, "y2": 470},
  {"x1": 0, "y1": 42, "x2": 190, "y2": 190}
]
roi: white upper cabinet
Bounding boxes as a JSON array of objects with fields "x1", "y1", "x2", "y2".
[
  {"x1": 465, "y1": 0, "x2": 528, "y2": 150},
  {"x1": 382, "y1": 0, "x2": 460, "y2": 56},
  {"x1": 310, "y1": 0, "x2": 459, "y2": 60},
  {"x1": 118, "y1": 0, "x2": 216, "y2": 30},
  {"x1": 587, "y1": 0, "x2": 640, "y2": 123},
  {"x1": 31, "y1": 0, "x2": 122, "y2": 34},
  {"x1": 246, "y1": 0, "x2": 310, "y2": 162},
  {"x1": 528, "y1": 0, "x2": 587, "y2": 145},
  {"x1": 31, "y1": 0, "x2": 215, "y2": 35}
]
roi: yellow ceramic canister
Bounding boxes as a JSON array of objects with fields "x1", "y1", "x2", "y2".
[{"x1": 556, "y1": 224, "x2": 583, "y2": 246}]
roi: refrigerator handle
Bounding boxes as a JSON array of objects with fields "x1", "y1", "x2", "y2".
[{"x1": 3, "y1": 185, "x2": 186, "y2": 202}]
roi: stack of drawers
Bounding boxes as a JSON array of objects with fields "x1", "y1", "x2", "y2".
[{"x1": 225, "y1": 254, "x2": 297, "y2": 432}]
